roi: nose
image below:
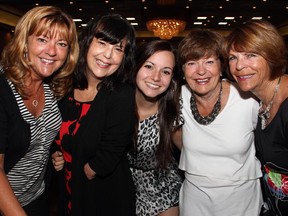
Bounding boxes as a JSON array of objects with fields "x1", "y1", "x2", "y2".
[
  {"x1": 45, "y1": 43, "x2": 57, "y2": 57},
  {"x1": 197, "y1": 63, "x2": 206, "y2": 76},
  {"x1": 235, "y1": 57, "x2": 246, "y2": 71},
  {"x1": 103, "y1": 47, "x2": 113, "y2": 59},
  {"x1": 151, "y1": 70, "x2": 161, "y2": 81}
]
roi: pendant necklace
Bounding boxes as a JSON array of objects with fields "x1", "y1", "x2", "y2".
[
  {"x1": 32, "y1": 83, "x2": 43, "y2": 107},
  {"x1": 258, "y1": 76, "x2": 281, "y2": 130},
  {"x1": 190, "y1": 81, "x2": 222, "y2": 125}
]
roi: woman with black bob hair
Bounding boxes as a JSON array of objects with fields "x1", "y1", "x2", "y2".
[
  {"x1": 73, "y1": 13, "x2": 136, "y2": 91},
  {"x1": 51, "y1": 14, "x2": 137, "y2": 215}
]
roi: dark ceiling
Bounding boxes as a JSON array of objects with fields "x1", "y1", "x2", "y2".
[{"x1": 1, "y1": 0, "x2": 288, "y2": 41}]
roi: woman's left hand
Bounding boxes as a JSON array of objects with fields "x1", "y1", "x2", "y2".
[{"x1": 84, "y1": 163, "x2": 96, "y2": 180}]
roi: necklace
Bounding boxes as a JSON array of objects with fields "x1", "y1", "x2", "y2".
[
  {"x1": 258, "y1": 77, "x2": 281, "y2": 130},
  {"x1": 32, "y1": 83, "x2": 43, "y2": 107},
  {"x1": 190, "y1": 81, "x2": 222, "y2": 125}
]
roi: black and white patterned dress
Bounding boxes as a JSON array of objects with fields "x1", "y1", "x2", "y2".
[{"x1": 127, "y1": 113, "x2": 183, "y2": 216}]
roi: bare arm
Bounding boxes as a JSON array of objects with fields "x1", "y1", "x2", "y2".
[
  {"x1": 173, "y1": 127, "x2": 182, "y2": 150},
  {"x1": 0, "y1": 154, "x2": 27, "y2": 216}
]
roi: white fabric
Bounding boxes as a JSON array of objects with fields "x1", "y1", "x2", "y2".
[
  {"x1": 179, "y1": 174, "x2": 262, "y2": 216},
  {"x1": 179, "y1": 82, "x2": 262, "y2": 216}
]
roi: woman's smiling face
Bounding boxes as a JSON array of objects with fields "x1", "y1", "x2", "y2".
[
  {"x1": 228, "y1": 50, "x2": 271, "y2": 93},
  {"x1": 136, "y1": 50, "x2": 174, "y2": 99}
]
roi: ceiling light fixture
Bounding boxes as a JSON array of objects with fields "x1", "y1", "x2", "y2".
[
  {"x1": 252, "y1": 17, "x2": 263, "y2": 20},
  {"x1": 146, "y1": 19, "x2": 186, "y2": 40},
  {"x1": 197, "y1": 17, "x2": 207, "y2": 20},
  {"x1": 73, "y1": 19, "x2": 82, "y2": 22},
  {"x1": 225, "y1": 17, "x2": 235, "y2": 20},
  {"x1": 157, "y1": 0, "x2": 176, "y2": 5}
]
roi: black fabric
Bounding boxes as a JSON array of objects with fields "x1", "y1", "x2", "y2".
[
  {"x1": 56, "y1": 84, "x2": 136, "y2": 216},
  {"x1": 23, "y1": 191, "x2": 49, "y2": 216},
  {"x1": 0, "y1": 75, "x2": 31, "y2": 173},
  {"x1": 255, "y1": 98, "x2": 288, "y2": 216}
]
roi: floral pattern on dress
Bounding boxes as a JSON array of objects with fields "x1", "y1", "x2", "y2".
[{"x1": 264, "y1": 163, "x2": 288, "y2": 201}]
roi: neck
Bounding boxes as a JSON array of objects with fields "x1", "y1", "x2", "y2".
[
  {"x1": 26, "y1": 81, "x2": 43, "y2": 94},
  {"x1": 254, "y1": 77, "x2": 281, "y2": 106},
  {"x1": 258, "y1": 76, "x2": 281, "y2": 130},
  {"x1": 193, "y1": 81, "x2": 222, "y2": 110},
  {"x1": 136, "y1": 90, "x2": 158, "y2": 120},
  {"x1": 190, "y1": 81, "x2": 222, "y2": 125}
]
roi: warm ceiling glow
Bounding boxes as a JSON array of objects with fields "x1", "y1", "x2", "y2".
[{"x1": 146, "y1": 19, "x2": 186, "y2": 39}]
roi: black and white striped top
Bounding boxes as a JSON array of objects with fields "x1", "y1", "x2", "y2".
[{"x1": 7, "y1": 80, "x2": 62, "y2": 206}]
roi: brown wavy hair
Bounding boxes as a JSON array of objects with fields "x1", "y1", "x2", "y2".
[{"x1": 1, "y1": 6, "x2": 79, "y2": 99}]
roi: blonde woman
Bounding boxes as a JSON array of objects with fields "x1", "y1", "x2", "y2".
[{"x1": 0, "y1": 6, "x2": 78, "y2": 216}]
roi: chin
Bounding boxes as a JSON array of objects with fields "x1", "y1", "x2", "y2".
[{"x1": 238, "y1": 83, "x2": 253, "y2": 92}]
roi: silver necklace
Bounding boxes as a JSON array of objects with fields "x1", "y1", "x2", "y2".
[
  {"x1": 258, "y1": 77, "x2": 281, "y2": 130},
  {"x1": 32, "y1": 84, "x2": 43, "y2": 107},
  {"x1": 190, "y1": 81, "x2": 222, "y2": 125}
]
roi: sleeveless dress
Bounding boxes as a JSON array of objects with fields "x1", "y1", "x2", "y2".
[
  {"x1": 179, "y1": 82, "x2": 263, "y2": 216},
  {"x1": 127, "y1": 113, "x2": 183, "y2": 216}
]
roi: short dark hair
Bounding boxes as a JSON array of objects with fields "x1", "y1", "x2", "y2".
[{"x1": 178, "y1": 28, "x2": 226, "y2": 72}]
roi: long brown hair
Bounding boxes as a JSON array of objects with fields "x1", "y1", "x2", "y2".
[{"x1": 133, "y1": 40, "x2": 181, "y2": 169}]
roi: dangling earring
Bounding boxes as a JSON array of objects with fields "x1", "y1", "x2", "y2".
[{"x1": 24, "y1": 52, "x2": 28, "y2": 59}]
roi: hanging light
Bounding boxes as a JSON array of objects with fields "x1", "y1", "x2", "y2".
[{"x1": 146, "y1": 18, "x2": 186, "y2": 40}]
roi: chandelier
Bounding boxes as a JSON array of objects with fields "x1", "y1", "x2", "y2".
[{"x1": 146, "y1": 19, "x2": 186, "y2": 40}]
